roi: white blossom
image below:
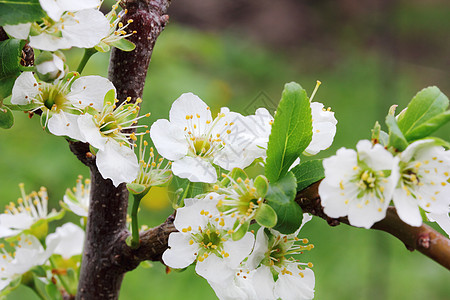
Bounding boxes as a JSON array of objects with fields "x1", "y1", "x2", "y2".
[
  {"x1": 0, "y1": 185, "x2": 60, "y2": 238},
  {"x1": 11, "y1": 72, "x2": 115, "y2": 141},
  {"x1": 162, "y1": 193, "x2": 255, "y2": 283},
  {"x1": 150, "y1": 93, "x2": 253, "y2": 183},
  {"x1": 4, "y1": 8, "x2": 109, "y2": 51},
  {"x1": 319, "y1": 140, "x2": 400, "y2": 228},
  {"x1": 0, "y1": 235, "x2": 54, "y2": 291},
  {"x1": 427, "y1": 212, "x2": 450, "y2": 237},
  {"x1": 393, "y1": 140, "x2": 450, "y2": 226},
  {"x1": 63, "y1": 176, "x2": 90, "y2": 217},
  {"x1": 77, "y1": 97, "x2": 147, "y2": 187}
]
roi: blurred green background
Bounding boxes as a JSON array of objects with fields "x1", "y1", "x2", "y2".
[{"x1": 1, "y1": 0, "x2": 449, "y2": 299}]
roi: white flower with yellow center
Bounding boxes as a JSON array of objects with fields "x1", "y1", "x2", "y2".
[
  {"x1": 11, "y1": 72, "x2": 116, "y2": 141},
  {"x1": 0, "y1": 234, "x2": 54, "y2": 291},
  {"x1": 3, "y1": 1, "x2": 109, "y2": 51},
  {"x1": 0, "y1": 185, "x2": 60, "y2": 239},
  {"x1": 242, "y1": 214, "x2": 315, "y2": 300},
  {"x1": 319, "y1": 140, "x2": 400, "y2": 228},
  {"x1": 77, "y1": 97, "x2": 147, "y2": 186},
  {"x1": 162, "y1": 193, "x2": 255, "y2": 283},
  {"x1": 393, "y1": 140, "x2": 450, "y2": 227},
  {"x1": 150, "y1": 93, "x2": 250, "y2": 183},
  {"x1": 63, "y1": 175, "x2": 91, "y2": 217}
]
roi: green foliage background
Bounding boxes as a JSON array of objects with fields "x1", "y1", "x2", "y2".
[{"x1": 0, "y1": 2, "x2": 449, "y2": 299}]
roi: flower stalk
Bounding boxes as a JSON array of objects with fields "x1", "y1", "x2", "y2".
[{"x1": 76, "y1": 48, "x2": 98, "y2": 74}]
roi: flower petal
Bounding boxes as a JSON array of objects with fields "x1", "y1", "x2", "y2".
[
  {"x1": 393, "y1": 188, "x2": 423, "y2": 227},
  {"x1": 3, "y1": 23, "x2": 31, "y2": 39},
  {"x1": 162, "y1": 232, "x2": 197, "y2": 269},
  {"x1": 67, "y1": 75, "x2": 115, "y2": 111},
  {"x1": 195, "y1": 254, "x2": 234, "y2": 283},
  {"x1": 169, "y1": 93, "x2": 212, "y2": 131},
  {"x1": 45, "y1": 222, "x2": 85, "y2": 259},
  {"x1": 96, "y1": 141, "x2": 139, "y2": 186},
  {"x1": 11, "y1": 72, "x2": 39, "y2": 105},
  {"x1": 223, "y1": 232, "x2": 254, "y2": 268},
  {"x1": 275, "y1": 266, "x2": 315, "y2": 300},
  {"x1": 172, "y1": 156, "x2": 217, "y2": 183},
  {"x1": 150, "y1": 119, "x2": 188, "y2": 160},
  {"x1": 77, "y1": 114, "x2": 108, "y2": 150},
  {"x1": 48, "y1": 112, "x2": 85, "y2": 141}
]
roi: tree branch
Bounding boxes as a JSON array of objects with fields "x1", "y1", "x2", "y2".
[
  {"x1": 75, "y1": 1, "x2": 171, "y2": 299},
  {"x1": 127, "y1": 181, "x2": 450, "y2": 271}
]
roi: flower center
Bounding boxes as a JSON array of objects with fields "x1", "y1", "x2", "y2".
[
  {"x1": 39, "y1": 85, "x2": 68, "y2": 111},
  {"x1": 193, "y1": 137, "x2": 211, "y2": 156}
]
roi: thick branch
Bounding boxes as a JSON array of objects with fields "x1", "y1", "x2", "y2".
[{"x1": 75, "y1": 1, "x2": 171, "y2": 299}]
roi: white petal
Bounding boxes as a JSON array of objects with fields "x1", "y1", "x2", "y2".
[
  {"x1": 150, "y1": 119, "x2": 188, "y2": 160},
  {"x1": 162, "y1": 232, "x2": 197, "y2": 269},
  {"x1": 275, "y1": 266, "x2": 315, "y2": 300},
  {"x1": 36, "y1": 55, "x2": 65, "y2": 79},
  {"x1": 322, "y1": 147, "x2": 357, "y2": 184},
  {"x1": 347, "y1": 194, "x2": 388, "y2": 229},
  {"x1": 393, "y1": 188, "x2": 423, "y2": 227},
  {"x1": 195, "y1": 254, "x2": 234, "y2": 283},
  {"x1": 223, "y1": 232, "x2": 254, "y2": 268},
  {"x1": 172, "y1": 156, "x2": 217, "y2": 183},
  {"x1": 63, "y1": 195, "x2": 88, "y2": 217},
  {"x1": 246, "y1": 227, "x2": 268, "y2": 270},
  {"x1": 77, "y1": 114, "x2": 107, "y2": 150},
  {"x1": 173, "y1": 198, "x2": 218, "y2": 231},
  {"x1": 320, "y1": 181, "x2": 351, "y2": 218},
  {"x1": 169, "y1": 93, "x2": 212, "y2": 131},
  {"x1": 11, "y1": 72, "x2": 39, "y2": 105},
  {"x1": 45, "y1": 223, "x2": 85, "y2": 259},
  {"x1": 357, "y1": 140, "x2": 396, "y2": 171},
  {"x1": 400, "y1": 139, "x2": 436, "y2": 163},
  {"x1": 60, "y1": 10, "x2": 109, "y2": 49},
  {"x1": 39, "y1": 0, "x2": 64, "y2": 21},
  {"x1": 48, "y1": 112, "x2": 84, "y2": 141},
  {"x1": 0, "y1": 212, "x2": 34, "y2": 233},
  {"x1": 3, "y1": 23, "x2": 31, "y2": 39},
  {"x1": 427, "y1": 212, "x2": 450, "y2": 237},
  {"x1": 96, "y1": 141, "x2": 139, "y2": 186},
  {"x1": 29, "y1": 33, "x2": 72, "y2": 51},
  {"x1": 252, "y1": 265, "x2": 276, "y2": 300},
  {"x1": 67, "y1": 76, "x2": 115, "y2": 111}
]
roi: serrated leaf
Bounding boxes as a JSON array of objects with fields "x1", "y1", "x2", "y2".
[
  {"x1": 0, "y1": 105, "x2": 14, "y2": 129},
  {"x1": 291, "y1": 159, "x2": 324, "y2": 191},
  {"x1": 386, "y1": 115, "x2": 408, "y2": 151},
  {"x1": 404, "y1": 110, "x2": 450, "y2": 141},
  {"x1": 265, "y1": 172, "x2": 303, "y2": 234},
  {"x1": 110, "y1": 38, "x2": 136, "y2": 52},
  {"x1": 265, "y1": 82, "x2": 312, "y2": 182},
  {"x1": 255, "y1": 203, "x2": 277, "y2": 228},
  {"x1": 0, "y1": 0, "x2": 46, "y2": 26},
  {"x1": 398, "y1": 86, "x2": 449, "y2": 141}
]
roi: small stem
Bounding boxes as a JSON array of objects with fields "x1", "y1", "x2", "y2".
[
  {"x1": 76, "y1": 48, "x2": 97, "y2": 74},
  {"x1": 130, "y1": 194, "x2": 144, "y2": 249},
  {"x1": 49, "y1": 257, "x2": 73, "y2": 296},
  {"x1": 19, "y1": 66, "x2": 36, "y2": 72}
]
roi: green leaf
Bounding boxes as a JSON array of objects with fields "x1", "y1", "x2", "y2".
[
  {"x1": 291, "y1": 159, "x2": 324, "y2": 191},
  {"x1": 0, "y1": 105, "x2": 14, "y2": 129},
  {"x1": 45, "y1": 280, "x2": 63, "y2": 300},
  {"x1": 0, "y1": 74, "x2": 17, "y2": 100},
  {"x1": 0, "y1": 39, "x2": 25, "y2": 78},
  {"x1": 265, "y1": 172, "x2": 303, "y2": 234},
  {"x1": 386, "y1": 115, "x2": 408, "y2": 151},
  {"x1": 254, "y1": 203, "x2": 277, "y2": 228},
  {"x1": 403, "y1": 110, "x2": 450, "y2": 141},
  {"x1": 265, "y1": 82, "x2": 313, "y2": 182},
  {"x1": 0, "y1": 0, "x2": 46, "y2": 26},
  {"x1": 397, "y1": 86, "x2": 449, "y2": 141},
  {"x1": 5, "y1": 102, "x2": 40, "y2": 111},
  {"x1": 110, "y1": 38, "x2": 136, "y2": 52}
]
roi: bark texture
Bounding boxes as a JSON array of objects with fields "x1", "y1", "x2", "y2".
[{"x1": 75, "y1": 1, "x2": 171, "y2": 299}]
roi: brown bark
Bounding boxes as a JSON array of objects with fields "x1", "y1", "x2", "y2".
[{"x1": 75, "y1": 1, "x2": 171, "y2": 299}]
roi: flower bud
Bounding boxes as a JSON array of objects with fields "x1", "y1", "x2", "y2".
[{"x1": 35, "y1": 51, "x2": 65, "y2": 82}]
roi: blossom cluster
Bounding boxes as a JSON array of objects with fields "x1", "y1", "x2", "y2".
[
  {"x1": 0, "y1": 183, "x2": 86, "y2": 296},
  {"x1": 319, "y1": 139, "x2": 450, "y2": 229}
]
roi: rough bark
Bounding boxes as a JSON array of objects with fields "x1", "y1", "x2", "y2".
[{"x1": 75, "y1": 1, "x2": 171, "y2": 299}]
